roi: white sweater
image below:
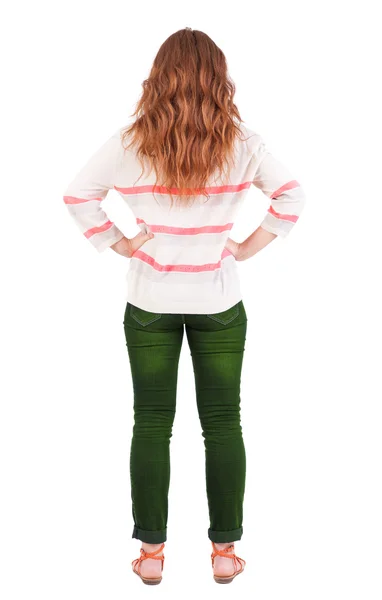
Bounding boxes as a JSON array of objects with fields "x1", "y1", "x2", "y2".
[{"x1": 63, "y1": 123, "x2": 306, "y2": 314}]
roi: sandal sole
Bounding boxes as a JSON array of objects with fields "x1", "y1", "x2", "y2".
[
  {"x1": 213, "y1": 560, "x2": 245, "y2": 584},
  {"x1": 213, "y1": 568, "x2": 244, "y2": 584},
  {"x1": 133, "y1": 568, "x2": 162, "y2": 585}
]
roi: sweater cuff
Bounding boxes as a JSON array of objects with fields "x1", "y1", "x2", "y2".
[
  {"x1": 260, "y1": 212, "x2": 296, "y2": 238},
  {"x1": 90, "y1": 225, "x2": 125, "y2": 253}
]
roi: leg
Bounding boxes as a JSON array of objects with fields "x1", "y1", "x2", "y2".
[
  {"x1": 185, "y1": 300, "x2": 248, "y2": 543},
  {"x1": 123, "y1": 302, "x2": 184, "y2": 544}
]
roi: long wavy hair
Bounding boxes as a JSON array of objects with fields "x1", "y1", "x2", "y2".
[{"x1": 121, "y1": 27, "x2": 249, "y2": 208}]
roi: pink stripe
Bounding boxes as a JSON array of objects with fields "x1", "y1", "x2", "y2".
[
  {"x1": 221, "y1": 247, "x2": 234, "y2": 259},
  {"x1": 63, "y1": 196, "x2": 103, "y2": 204},
  {"x1": 84, "y1": 220, "x2": 114, "y2": 239},
  {"x1": 268, "y1": 205, "x2": 299, "y2": 223},
  {"x1": 131, "y1": 250, "x2": 227, "y2": 272},
  {"x1": 270, "y1": 180, "x2": 300, "y2": 199},
  {"x1": 136, "y1": 218, "x2": 233, "y2": 235},
  {"x1": 114, "y1": 181, "x2": 252, "y2": 195}
]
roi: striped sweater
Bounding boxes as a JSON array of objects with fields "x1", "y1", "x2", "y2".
[{"x1": 63, "y1": 123, "x2": 306, "y2": 314}]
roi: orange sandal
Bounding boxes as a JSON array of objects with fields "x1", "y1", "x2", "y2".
[
  {"x1": 131, "y1": 542, "x2": 165, "y2": 585},
  {"x1": 211, "y1": 541, "x2": 246, "y2": 584}
]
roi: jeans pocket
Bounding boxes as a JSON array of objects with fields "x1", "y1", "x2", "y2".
[
  {"x1": 130, "y1": 304, "x2": 162, "y2": 326},
  {"x1": 206, "y1": 301, "x2": 240, "y2": 325}
]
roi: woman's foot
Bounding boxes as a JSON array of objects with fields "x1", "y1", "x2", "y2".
[
  {"x1": 211, "y1": 541, "x2": 246, "y2": 583},
  {"x1": 138, "y1": 543, "x2": 164, "y2": 579},
  {"x1": 212, "y1": 542, "x2": 238, "y2": 577}
]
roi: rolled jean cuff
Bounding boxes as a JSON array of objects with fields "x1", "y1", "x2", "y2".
[
  {"x1": 208, "y1": 526, "x2": 243, "y2": 543},
  {"x1": 132, "y1": 525, "x2": 167, "y2": 543}
]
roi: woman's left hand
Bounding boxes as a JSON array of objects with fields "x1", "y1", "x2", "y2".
[{"x1": 111, "y1": 230, "x2": 154, "y2": 258}]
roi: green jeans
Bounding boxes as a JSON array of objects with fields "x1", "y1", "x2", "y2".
[{"x1": 123, "y1": 299, "x2": 248, "y2": 544}]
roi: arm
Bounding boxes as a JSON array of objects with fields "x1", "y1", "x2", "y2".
[
  {"x1": 233, "y1": 226, "x2": 277, "y2": 261},
  {"x1": 63, "y1": 129, "x2": 126, "y2": 253},
  {"x1": 228, "y1": 136, "x2": 306, "y2": 261}
]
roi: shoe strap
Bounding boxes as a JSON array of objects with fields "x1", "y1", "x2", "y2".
[
  {"x1": 211, "y1": 542, "x2": 235, "y2": 559},
  {"x1": 211, "y1": 542, "x2": 244, "y2": 569},
  {"x1": 139, "y1": 542, "x2": 165, "y2": 562}
]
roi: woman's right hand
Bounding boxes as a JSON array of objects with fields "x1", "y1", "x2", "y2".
[
  {"x1": 110, "y1": 230, "x2": 154, "y2": 258},
  {"x1": 224, "y1": 237, "x2": 243, "y2": 261}
]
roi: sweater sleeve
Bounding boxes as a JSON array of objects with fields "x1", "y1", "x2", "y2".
[
  {"x1": 251, "y1": 136, "x2": 306, "y2": 237},
  {"x1": 63, "y1": 129, "x2": 125, "y2": 252}
]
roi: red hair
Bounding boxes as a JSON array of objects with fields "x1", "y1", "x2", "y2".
[{"x1": 121, "y1": 27, "x2": 249, "y2": 208}]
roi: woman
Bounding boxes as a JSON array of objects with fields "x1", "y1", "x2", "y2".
[{"x1": 63, "y1": 27, "x2": 306, "y2": 585}]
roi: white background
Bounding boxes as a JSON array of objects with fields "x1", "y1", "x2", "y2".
[{"x1": 1, "y1": 0, "x2": 381, "y2": 598}]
